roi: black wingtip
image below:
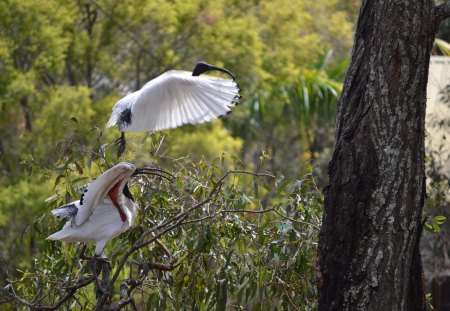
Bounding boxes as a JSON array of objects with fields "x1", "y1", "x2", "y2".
[
  {"x1": 219, "y1": 110, "x2": 233, "y2": 119},
  {"x1": 232, "y1": 94, "x2": 241, "y2": 106}
]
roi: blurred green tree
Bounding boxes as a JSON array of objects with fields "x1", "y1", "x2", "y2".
[{"x1": 0, "y1": 0, "x2": 354, "y2": 308}]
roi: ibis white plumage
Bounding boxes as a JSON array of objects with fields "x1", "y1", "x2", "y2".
[
  {"x1": 47, "y1": 162, "x2": 139, "y2": 256},
  {"x1": 106, "y1": 62, "x2": 240, "y2": 156}
]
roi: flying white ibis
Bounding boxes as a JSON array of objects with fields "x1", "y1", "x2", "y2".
[
  {"x1": 47, "y1": 162, "x2": 168, "y2": 257},
  {"x1": 106, "y1": 61, "x2": 240, "y2": 156}
]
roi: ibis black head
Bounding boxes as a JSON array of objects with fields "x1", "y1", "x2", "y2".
[{"x1": 192, "y1": 61, "x2": 236, "y2": 80}]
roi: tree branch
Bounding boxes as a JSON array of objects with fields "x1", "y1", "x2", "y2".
[
  {"x1": 155, "y1": 239, "x2": 173, "y2": 260},
  {"x1": 1, "y1": 276, "x2": 94, "y2": 311},
  {"x1": 95, "y1": 169, "x2": 274, "y2": 309},
  {"x1": 435, "y1": 2, "x2": 450, "y2": 23},
  {"x1": 272, "y1": 209, "x2": 321, "y2": 230},
  {"x1": 3, "y1": 168, "x2": 279, "y2": 310}
]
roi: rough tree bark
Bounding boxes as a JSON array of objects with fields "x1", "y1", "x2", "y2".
[{"x1": 317, "y1": 1, "x2": 450, "y2": 310}]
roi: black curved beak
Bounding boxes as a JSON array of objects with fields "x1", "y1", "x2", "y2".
[
  {"x1": 132, "y1": 167, "x2": 175, "y2": 182},
  {"x1": 192, "y1": 61, "x2": 236, "y2": 80}
]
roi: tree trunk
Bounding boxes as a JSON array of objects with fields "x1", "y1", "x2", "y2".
[{"x1": 317, "y1": 1, "x2": 447, "y2": 310}]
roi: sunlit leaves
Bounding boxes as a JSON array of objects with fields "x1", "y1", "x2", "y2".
[
  {"x1": 0, "y1": 0, "x2": 354, "y2": 308},
  {"x1": 4, "y1": 144, "x2": 323, "y2": 309}
]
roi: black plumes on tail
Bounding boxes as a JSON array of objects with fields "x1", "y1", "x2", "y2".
[{"x1": 118, "y1": 108, "x2": 132, "y2": 130}]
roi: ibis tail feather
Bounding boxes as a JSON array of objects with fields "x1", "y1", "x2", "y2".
[{"x1": 51, "y1": 203, "x2": 78, "y2": 219}]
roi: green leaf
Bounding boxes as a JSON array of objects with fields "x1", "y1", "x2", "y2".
[
  {"x1": 54, "y1": 174, "x2": 64, "y2": 187},
  {"x1": 434, "y1": 215, "x2": 446, "y2": 224}
]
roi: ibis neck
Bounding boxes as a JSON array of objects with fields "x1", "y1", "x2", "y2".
[{"x1": 123, "y1": 183, "x2": 135, "y2": 202}]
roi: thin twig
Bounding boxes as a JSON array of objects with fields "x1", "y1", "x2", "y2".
[
  {"x1": 272, "y1": 209, "x2": 321, "y2": 230},
  {"x1": 95, "y1": 214, "x2": 188, "y2": 309},
  {"x1": 154, "y1": 239, "x2": 173, "y2": 260},
  {"x1": 220, "y1": 208, "x2": 276, "y2": 214},
  {"x1": 153, "y1": 133, "x2": 165, "y2": 157},
  {"x1": 275, "y1": 276, "x2": 301, "y2": 311}
]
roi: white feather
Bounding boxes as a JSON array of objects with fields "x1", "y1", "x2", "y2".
[
  {"x1": 74, "y1": 163, "x2": 135, "y2": 226},
  {"x1": 106, "y1": 70, "x2": 239, "y2": 132},
  {"x1": 47, "y1": 162, "x2": 138, "y2": 255},
  {"x1": 51, "y1": 202, "x2": 79, "y2": 218}
]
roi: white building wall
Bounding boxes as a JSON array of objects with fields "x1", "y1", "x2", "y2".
[{"x1": 426, "y1": 56, "x2": 450, "y2": 178}]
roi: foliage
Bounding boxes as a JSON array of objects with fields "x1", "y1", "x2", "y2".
[
  {"x1": 0, "y1": 0, "x2": 355, "y2": 309},
  {"x1": 0, "y1": 0, "x2": 354, "y2": 180},
  {"x1": 169, "y1": 121, "x2": 244, "y2": 164},
  {"x1": 1, "y1": 137, "x2": 322, "y2": 310},
  {"x1": 234, "y1": 50, "x2": 347, "y2": 182},
  {"x1": 421, "y1": 82, "x2": 450, "y2": 283},
  {"x1": 433, "y1": 38, "x2": 450, "y2": 56}
]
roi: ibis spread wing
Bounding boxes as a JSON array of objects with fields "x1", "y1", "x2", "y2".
[
  {"x1": 73, "y1": 171, "x2": 116, "y2": 226},
  {"x1": 47, "y1": 199, "x2": 125, "y2": 243},
  {"x1": 73, "y1": 179, "x2": 104, "y2": 226},
  {"x1": 73, "y1": 163, "x2": 135, "y2": 226},
  {"x1": 109, "y1": 70, "x2": 239, "y2": 132}
]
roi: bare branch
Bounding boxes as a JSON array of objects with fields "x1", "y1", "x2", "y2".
[
  {"x1": 104, "y1": 296, "x2": 134, "y2": 311},
  {"x1": 154, "y1": 239, "x2": 173, "y2": 260},
  {"x1": 220, "y1": 208, "x2": 276, "y2": 214},
  {"x1": 179, "y1": 213, "x2": 217, "y2": 225},
  {"x1": 274, "y1": 277, "x2": 301, "y2": 311},
  {"x1": 140, "y1": 260, "x2": 182, "y2": 272},
  {"x1": 1, "y1": 275, "x2": 94, "y2": 311},
  {"x1": 435, "y1": 2, "x2": 450, "y2": 23},
  {"x1": 95, "y1": 214, "x2": 189, "y2": 309},
  {"x1": 180, "y1": 208, "x2": 276, "y2": 225},
  {"x1": 133, "y1": 167, "x2": 175, "y2": 182}
]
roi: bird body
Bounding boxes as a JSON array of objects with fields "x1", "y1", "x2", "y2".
[
  {"x1": 47, "y1": 163, "x2": 138, "y2": 256},
  {"x1": 106, "y1": 62, "x2": 240, "y2": 156},
  {"x1": 107, "y1": 69, "x2": 239, "y2": 132}
]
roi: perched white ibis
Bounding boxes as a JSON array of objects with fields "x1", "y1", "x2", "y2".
[
  {"x1": 47, "y1": 162, "x2": 168, "y2": 256},
  {"x1": 106, "y1": 62, "x2": 240, "y2": 156}
]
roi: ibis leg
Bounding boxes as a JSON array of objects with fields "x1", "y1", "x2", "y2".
[
  {"x1": 79, "y1": 243, "x2": 91, "y2": 260},
  {"x1": 90, "y1": 255, "x2": 111, "y2": 299},
  {"x1": 114, "y1": 132, "x2": 127, "y2": 157}
]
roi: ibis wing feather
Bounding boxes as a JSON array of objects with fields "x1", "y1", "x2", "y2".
[
  {"x1": 51, "y1": 202, "x2": 79, "y2": 218},
  {"x1": 47, "y1": 162, "x2": 137, "y2": 256},
  {"x1": 72, "y1": 180, "x2": 101, "y2": 226},
  {"x1": 47, "y1": 200, "x2": 125, "y2": 243},
  {"x1": 190, "y1": 87, "x2": 229, "y2": 118},
  {"x1": 110, "y1": 70, "x2": 239, "y2": 132},
  {"x1": 73, "y1": 163, "x2": 135, "y2": 226}
]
